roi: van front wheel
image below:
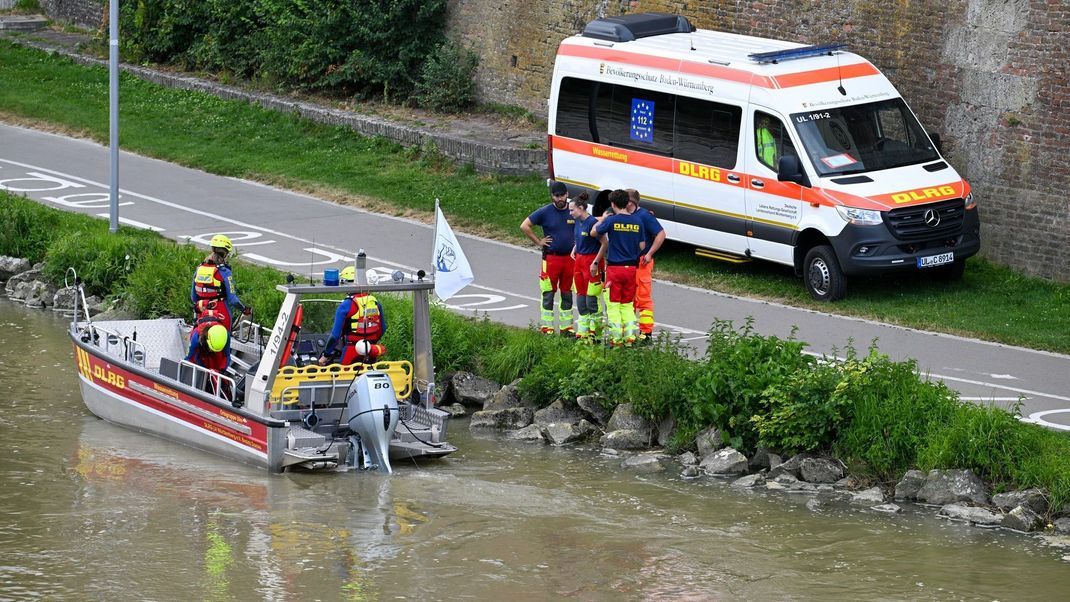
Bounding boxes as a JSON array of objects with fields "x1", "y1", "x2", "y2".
[{"x1": 803, "y1": 245, "x2": 847, "y2": 302}]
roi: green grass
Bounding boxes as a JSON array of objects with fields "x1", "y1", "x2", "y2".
[{"x1": 1, "y1": 39, "x2": 1068, "y2": 352}]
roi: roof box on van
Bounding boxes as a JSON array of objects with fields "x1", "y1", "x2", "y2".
[{"x1": 581, "y1": 13, "x2": 695, "y2": 43}]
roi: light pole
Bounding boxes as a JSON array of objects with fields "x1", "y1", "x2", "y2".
[{"x1": 108, "y1": 0, "x2": 119, "y2": 233}]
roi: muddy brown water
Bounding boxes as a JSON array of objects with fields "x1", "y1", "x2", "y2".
[{"x1": 2, "y1": 299, "x2": 1069, "y2": 601}]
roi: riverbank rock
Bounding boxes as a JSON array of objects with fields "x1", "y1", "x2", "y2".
[
  {"x1": 575, "y1": 395, "x2": 610, "y2": 426},
  {"x1": 447, "y1": 372, "x2": 501, "y2": 408},
  {"x1": 602, "y1": 429, "x2": 652, "y2": 451},
  {"x1": 872, "y1": 504, "x2": 902, "y2": 514},
  {"x1": 534, "y1": 398, "x2": 587, "y2": 427},
  {"x1": 1053, "y1": 518, "x2": 1070, "y2": 535},
  {"x1": 992, "y1": 488, "x2": 1048, "y2": 515},
  {"x1": 678, "y1": 451, "x2": 698, "y2": 466},
  {"x1": 508, "y1": 424, "x2": 545, "y2": 442},
  {"x1": 894, "y1": 470, "x2": 928, "y2": 501},
  {"x1": 441, "y1": 403, "x2": 467, "y2": 417},
  {"x1": 916, "y1": 469, "x2": 989, "y2": 506},
  {"x1": 542, "y1": 420, "x2": 595, "y2": 445},
  {"x1": 1002, "y1": 505, "x2": 1044, "y2": 532},
  {"x1": 4, "y1": 264, "x2": 43, "y2": 295},
  {"x1": 0, "y1": 256, "x2": 31, "y2": 281},
  {"x1": 799, "y1": 457, "x2": 844, "y2": 483},
  {"x1": 700, "y1": 447, "x2": 748, "y2": 476},
  {"x1": 483, "y1": 383, "x2": 525, "y2": 411},
  {"x1": 694, "y1": 426, "x2": 724, "y2": 457},
  {"x1": 621, "y1": 452, "x2": 669, "y2": 473},
  {"x1": 680, "y1": 465, "x2": 701, "y2": 478},
  {"x1": 607, "y1": 403, "x2": 654, "y2": 435},
  {"x1": 469, "y1": 407, "x2": 534, "y2": 430},
  {"x1": 765, "y1": 473, "x2": 817, "y2": 493},
  {"x1": 938, "y1": 503, "x2": 1003, "y2": 526},
  {"x1": 851, "y1": 487, "x2": 886, "y2": 505},
  {"x1": 768, "y1": 453, "x2": 812, "y2": 479},
  {"x1": 731, "y1": 474, "x2": 766, "y2": 489},
  {"x1": 835, "y1": 475, "x2": 863, "y2": 490},
  {"x1": 19, "y1": 280, "x2": 58, "y2": 308},
  {"x1": 748, "y1": 447, "x2": 781, "y2": 473},
  {"x1": 656, "y1": 416, "x2": 675, "y2": 447}
]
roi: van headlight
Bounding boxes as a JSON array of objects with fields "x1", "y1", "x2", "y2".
[
  {"x1": 964, "y1": 192, "x2": 976, "y2": 209},
  {"x1": 835, "y1": 205, "x2": 883, "y2": 226}
]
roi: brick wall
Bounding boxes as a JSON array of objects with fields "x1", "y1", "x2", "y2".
[
  {"x1": 447, "y1": 0, "x2": 1070, "y2": 281},
  {"x1": 40, "y1": 0, "x2": 103, "y2": 30}
]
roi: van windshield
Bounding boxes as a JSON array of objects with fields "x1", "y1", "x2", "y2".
[{"x1": 791, "y1": 98, "x2": 939, "y2": 177}]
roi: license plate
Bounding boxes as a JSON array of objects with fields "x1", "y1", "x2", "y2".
[{"x1": 917, "y1": 252, "x2": 954, "y2": 268}]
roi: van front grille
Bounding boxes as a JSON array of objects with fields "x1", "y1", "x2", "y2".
[{"x1": 883, "y1": 199, "x2": 965, "y2": 241}]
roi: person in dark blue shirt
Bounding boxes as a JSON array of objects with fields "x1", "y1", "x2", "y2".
[
  {"x1": 520, "y1": 181, "x2": 576, "y2": 335},
  {"x1": 627, "y1": 189, "x2": 666, "y2": 341},
  {"x1": 593, "y1": 189, "x2": 646, "y2": 346},
  {"x1": 569, "y1": 192, "x2": 602, "y2": 341}
]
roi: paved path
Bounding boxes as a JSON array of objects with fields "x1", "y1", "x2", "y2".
[{"x1": 3, "y1": 122, "x2": 1068, "y2": 428}]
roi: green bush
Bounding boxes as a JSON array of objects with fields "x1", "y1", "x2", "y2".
[
  {"x1": 118, "y1": 0, "x2": 450, "y2": 101},
  {"x1": 414, "y1": 41, "x2": 479, "y2": 112},
  {"x1": 683, "y1": 319, "x2": 813, "y2": 451},
  {"x1": 43, "y1": 227, "x2": 159, "y2": 297},
  {"x1": 0, "y1": 192, "x2": 71, "y2": 263}
]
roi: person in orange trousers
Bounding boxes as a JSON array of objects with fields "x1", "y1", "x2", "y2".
[{"x1": 626, "y1": 189, "x2": 666, "y2": 342}]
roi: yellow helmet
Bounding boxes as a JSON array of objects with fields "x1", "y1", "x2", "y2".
[
  {"x1": 209, "y1": 234, "x2": 233, "y2": 254},
  {"x1": 206, "y1": 324, "x2": 229, "y2": 352},
  {"x1": 339, "y1": 266, "x2": 356, "y2": 282}
]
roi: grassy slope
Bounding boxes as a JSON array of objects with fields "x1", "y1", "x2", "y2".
[{"x1": 0, "y1": 39, "x2": 1067, "y2": 352}]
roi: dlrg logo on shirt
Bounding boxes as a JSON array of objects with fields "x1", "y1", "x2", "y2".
[{"x1": 613, "y1": 223, "x2": 640, "y2": 233}]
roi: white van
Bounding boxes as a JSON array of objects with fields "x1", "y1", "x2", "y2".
[{"x1": 547, "y1": 13, "x2": 980, "y2": 301}]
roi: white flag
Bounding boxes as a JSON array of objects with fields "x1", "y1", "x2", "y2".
[{"x1": 433, "y1": 205, "x2": 474, "y2": 301}]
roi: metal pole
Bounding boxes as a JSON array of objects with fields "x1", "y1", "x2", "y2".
[{"x1": 108, "y1": 0, "x2": 119, "y2": 233}]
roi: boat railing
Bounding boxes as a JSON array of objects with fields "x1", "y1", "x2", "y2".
[
  {"x1": 85, "y1": 324, "x2": 148, "y2": 368},
  {"x1": 232, "y1": 317, "x2": 269, "y2": 347},
  {"x1": 178, "y1": 359, "x2": 237, "y2": 401}
]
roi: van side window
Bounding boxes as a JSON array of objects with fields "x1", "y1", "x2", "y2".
[
  {"x1": 675, "y1": 96, "x2": 742, "y2": 169},
  {"x1": 599, "y1": 83, "x2": 675, "y2": 155},
  {"x1": 754, "y1": 111, "x2": 797, "y2": 171},
  {"x1": 555, "y1": 77, "x2": 598, "y2": 142}
]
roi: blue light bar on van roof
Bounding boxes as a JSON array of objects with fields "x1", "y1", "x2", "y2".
[{"x1": 748, "y1": 43, "x2": 848, "y2": 64}]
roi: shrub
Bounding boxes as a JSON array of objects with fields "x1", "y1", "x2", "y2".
[
  {"x1": 0, "y1": 192, "x2": 69, "y2": 263},
  {"x1": 682, "y1": 319, "x2": 813, "y2": 451},
  {"x1": 414, "y1": 41, "x2": 479, "y2": 112},
  {"x1": 43, "y1": 227, "x2": 158, "y2": 297}
]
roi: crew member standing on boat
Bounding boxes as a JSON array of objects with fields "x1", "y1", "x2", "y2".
[
  {"x1": 592, "y1": 189, "x2": 646, "y2": 346},
  {"x1": 191, "y1": 234, "x2": 249, "y2": 330},
  {"x1": 318, "y1": 292, "x2": 388, "y2": 366},
  {"x1": 520, "y1": 181, "x2": 576, "y2": 335}
]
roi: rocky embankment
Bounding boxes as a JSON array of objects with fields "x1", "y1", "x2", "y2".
[
  {"x1": 443, "y1": 370, "x2": 1070, "y2": 539},
  {"x1": 0, "y1": 256, "x2": 116, "y2": 317}
]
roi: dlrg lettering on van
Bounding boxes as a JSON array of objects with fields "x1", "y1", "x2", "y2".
[{"x1": 547, "y1": 13, "x2": 980, "y2": 301}]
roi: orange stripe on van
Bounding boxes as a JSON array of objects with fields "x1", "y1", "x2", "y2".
[
  {"x1": 557, "y1": 43, "x2": 878, "y2": 90},
  {"x1": 771, "y1": 62, "x2": 880, "y2": 88},
  {"x1": 551, "y1": 136, "x2": 674, "y2": 171},
  {"x1": 557, "y1": 43, "x2": 775, "y2": 88}
]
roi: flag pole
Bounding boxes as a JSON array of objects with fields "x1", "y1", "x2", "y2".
[{"x1": 431, "y1": 198, "x2": 440, "y2": 284}]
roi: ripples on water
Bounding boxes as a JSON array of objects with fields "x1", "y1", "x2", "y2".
[{"x1": 1, "y1": 300, "x2": 1069, "y2": 600}]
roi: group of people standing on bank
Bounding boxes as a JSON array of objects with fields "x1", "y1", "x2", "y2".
[{"x1": 520, "y1": 182, "x2": 665, "y2": 346}]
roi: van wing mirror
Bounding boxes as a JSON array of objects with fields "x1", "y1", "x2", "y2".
[
  {"x1": 777, "y1": 155, "x2": 811, "y2": 188},
  {"x1": 930, "y1": 132, "x2": 943, "y2": 153}
]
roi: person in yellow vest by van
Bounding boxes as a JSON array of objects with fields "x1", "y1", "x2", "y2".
[{"x1": 756, "y1": 113, "x2": 781, "y2": 168}]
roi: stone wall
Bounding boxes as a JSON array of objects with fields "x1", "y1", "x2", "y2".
[
  {"x1": 446, "y1": 0, "x2": 1070, "y2": 281},
  {"x1": 40, "y1": 0, "x2": 102, "y2": 30}
]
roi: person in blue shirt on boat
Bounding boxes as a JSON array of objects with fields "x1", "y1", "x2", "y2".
[
  {"x1": 190, "y1": 234, "x2": 250, "y2": 331},
  {"x1": 520, "y1": 181, "x2": 576, "y2": 335},
  {"x1": 592, "y1": 189, "x2": 646, "y2": 346},
  {"x1": 317, "y1": 292, "x2": 388, "y2": 366}
]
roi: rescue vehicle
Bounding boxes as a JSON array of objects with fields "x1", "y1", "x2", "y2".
[{"x1": 547, "y1": 13, "x2": 980, "y2": 300}]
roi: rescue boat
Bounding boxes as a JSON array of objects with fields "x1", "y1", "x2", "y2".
[{"x1": 68, "y1": 260, "x2": 456, "y2": 474}]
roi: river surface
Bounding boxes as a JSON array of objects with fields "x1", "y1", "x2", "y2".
[{"x1": 1, "y1": 299, "x2": 1069, "y2": 601}]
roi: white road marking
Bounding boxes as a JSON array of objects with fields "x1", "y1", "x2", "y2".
[
  {"x1": 94, "y1": 214, "x2": 164, "y2": 232},
  {"x1": 1024, "y1": 410, "x2": 1070, "y2": 432}
]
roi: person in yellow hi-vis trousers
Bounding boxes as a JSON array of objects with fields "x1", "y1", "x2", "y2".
[
  {"x1": 626, "y1": 189, "x2": 666, "y2": 342},
  {"x1": 569, "y1": 192, "x2": 601, "y2": 342},
  {"x1": 591, "y1": 190, "x2": 646, "y2": 346},
  {"x1": 521, "y1": 181, "x2": 576, "y2": 335}
]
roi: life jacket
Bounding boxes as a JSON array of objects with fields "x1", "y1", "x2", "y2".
[
  {"x1": 343, "y1": 294, "x2": 382, "y2": 343},
  {"x1": 193, "y1": 261, "x2": 225, "y2": 302}
]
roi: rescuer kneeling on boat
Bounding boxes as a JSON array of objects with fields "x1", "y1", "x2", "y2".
[
  {"x1": 185, "y1": 311, "x2": 233, "y2": 399},
  {"x1": 317, "y1": 292, "x2": 387, "y2": 366},
  {"x1": 191, "y1": 234, "x2": 250, "y2": 329}
]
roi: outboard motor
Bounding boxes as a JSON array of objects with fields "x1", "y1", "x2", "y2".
[{"x1": 345, "y1": 372, "x2": 399, "y2": 473}]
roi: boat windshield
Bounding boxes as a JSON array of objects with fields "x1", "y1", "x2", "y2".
[{"x1": 790, "y1": 98, "x2": 939, "y2": 177}]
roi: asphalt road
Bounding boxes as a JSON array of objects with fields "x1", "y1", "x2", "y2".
[{"x1": 3, "y1": 122, "x2": 1069, "y2": 429}]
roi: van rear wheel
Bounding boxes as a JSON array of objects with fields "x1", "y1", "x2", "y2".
[{"x1": 803, "y1": 245, "x2": 847, "y2": 302}]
